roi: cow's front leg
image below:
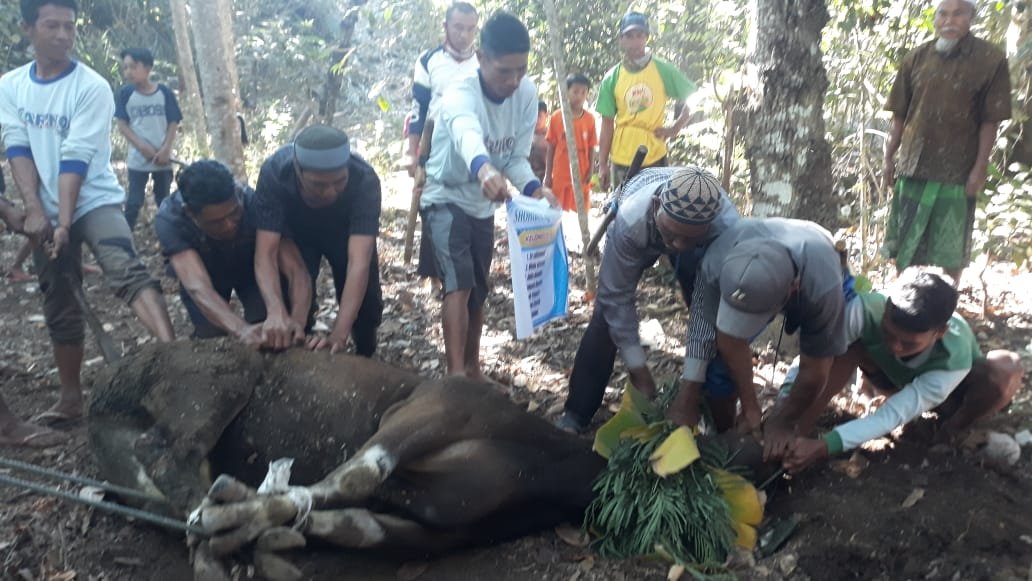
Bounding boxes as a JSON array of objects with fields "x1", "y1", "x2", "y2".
[
  {"x1": 195, "y1": 475, "x2": 308, "y2": 581},
  {"x1": 302, "y1": 508, "x2": 471, "y2": 555},
  {"x1": 307, "y1": 443, "x2": 396, "y2": 505}
]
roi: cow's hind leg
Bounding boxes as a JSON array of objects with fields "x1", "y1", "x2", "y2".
[
  {"x1": 307, "y1": 377, "x2": 500, "y2": 505},
  {"x1": 304, "y1": 508, "x2": 471, "y2": 555}
]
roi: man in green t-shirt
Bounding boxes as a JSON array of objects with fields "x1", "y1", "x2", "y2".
[
  {"x1": 596, "y1": 11, "x2": 696, "y2": 191},
  {"x1": 779, "y1": 272, "x2": 1023, "y2": 473}
]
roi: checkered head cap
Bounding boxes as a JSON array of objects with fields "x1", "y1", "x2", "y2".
[{"x1": 659, "y1": 166, "x2": 724, "y2": 225}]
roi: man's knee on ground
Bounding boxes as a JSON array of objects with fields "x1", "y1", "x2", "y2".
[{"x1": 983, "y1": 350, "x2": 1024, "y2": 404}]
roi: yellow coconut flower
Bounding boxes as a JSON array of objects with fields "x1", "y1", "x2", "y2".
[
  {"x1": 711, "y1": 468, "x2": 764, "y2": 549},
  {"x1": 649, "y1": 426, "x2": 701, "y2": 477}
]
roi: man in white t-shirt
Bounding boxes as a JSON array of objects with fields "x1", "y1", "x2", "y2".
[
  {"x1": 0, "y1": 0, "x2": 175, "y2": 445},
  {"x1": 420, "y1": 11, "x2": 556, "y2": 380},
  {"x1": 408, "y1": 2, "x2": 479, "y2": 279}
]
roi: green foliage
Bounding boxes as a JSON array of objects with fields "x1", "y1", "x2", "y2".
[
  {"x1": 585, "y1": 427, "x2": 737, "y2": 573},
  {"x1": 977, "y1": 162, "x2": 1032, "y2": 269}
]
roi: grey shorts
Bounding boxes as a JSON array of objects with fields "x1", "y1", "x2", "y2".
[
  {"x1": 33, "y1": 204, "x2": 159, "y2": 344},
  {"x1": 421, "y1": 203, "x2": 494, "y2": 307}
]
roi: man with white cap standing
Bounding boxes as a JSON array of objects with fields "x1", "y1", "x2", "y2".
[
  {"x1": 669, "y1": 218, "x2": 851, "y2": 461},
  {"x1": 881, "y1": 0, "x2": 1011, "y2": 284},
  {"x1": 253, "y1": 125, "x2": 383, "y2": 356},
  {"x1": 557, "y1": 166, "x2": 738, "y2": 434}
]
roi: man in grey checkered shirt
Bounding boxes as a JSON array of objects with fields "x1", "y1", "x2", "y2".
[{"x1": 557, "y1": 166, "x2": 739, "y2": 434}]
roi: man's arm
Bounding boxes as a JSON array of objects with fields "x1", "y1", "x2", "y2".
[
  {"x1": 414, "y1": 119, "x2": 435, "y2": 188},
  {"x1": 784, "y1": 367, "x2": 969, "y2": 472},
  {"x1": 715, "y1": 331, "x2": 761, "y2": 431},
  {"x1": 170, "y1": 250, "x2": 262, "y2": 345},
  {"x1": 308, "y1": 234, "x2": 375, "y2": 353},
  {"x1": 52, "y1": 80, "x2": 114, "y2": 256},
  {"x1": 408, "y1": 54, "x2": 433, "y2": 174},
  {"x1": 154, "y1": 121, "x2": 179, "y2": 166},
  {"x1": 596, "y1": 223, "x2": 658, "y2": 395},
  {"x1": 881, "y1": 116, "x2": 904, "y2": 192},
  {"x1": 7, "y1": 156, "x2": 48, "y2": 244},
  {"x1": 161, "y1": 85, "x2": 183, "y2": 162},
  {"x1": 115, "y1": 119, "x2": 158, "y2": 161},
  {"x1": 654, "y1": 100, "x2": 690, "y2": 140},
  {"x1": 668, "y1": 271, "x2": 720, "y2": 426},
  {"x1": 499, "y1": 88, "x2": 546, "y2": 201},
  {"x1": 543, "y1": 141, "x2": 556, "y2": 188},
  {"x1": 439, "y1": 83, "x2": 509, "y2": 201},
  {"x1": 598, "y1": 116, "x2": 615, "y2": 191},
  {"x1": 278, "y1": 238, "x2": 312, "y2": 331},
  {"x1": 0, "y1": 85, "x2": 46, "y2": 243},
  {"x1": 965, "y1": 121, "x2": 1000, "y2": 198},
  {"x1": 586, "y1": 141, "x2": 597, "y2": 186},
  {"x1": 763, "y1": 354, "x2": 834, "y2": 461},
  {"x1": 255, "y1": 229, "x2": 301, "y2": 350}
]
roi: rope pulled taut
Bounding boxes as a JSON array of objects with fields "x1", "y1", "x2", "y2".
[{"x1": 0, "y1": 455, "x2": 206, "y2": 536}]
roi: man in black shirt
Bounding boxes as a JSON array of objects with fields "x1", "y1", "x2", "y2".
[
  {"x1": 156, "y1": 160, "x2": 311, "y2": 346},
  {"x1": 254, "y1": 125, "x2": 383, "y2": 355}
]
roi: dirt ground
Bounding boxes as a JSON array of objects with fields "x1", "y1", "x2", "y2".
[{"x1": 1, "y1": 171, "x2": 1030, "y2": 581}]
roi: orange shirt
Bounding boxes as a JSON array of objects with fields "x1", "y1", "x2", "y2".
[{"x1": 546, "y1": 109, "x2": 598, "y2": 212}]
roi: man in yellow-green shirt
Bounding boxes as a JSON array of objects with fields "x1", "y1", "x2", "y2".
[{"x1": 596, "y1": 12, "x2": 696, "y2": 191}]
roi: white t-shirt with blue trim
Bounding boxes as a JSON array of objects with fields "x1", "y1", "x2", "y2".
[{"x1": 0, "y1": 61, "x2": 124, "y2": 225}]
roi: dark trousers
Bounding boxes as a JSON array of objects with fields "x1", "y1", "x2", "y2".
[
  {"x1": 181, "y1": 268, "x2": 267, "y2": 339},
  {"x1": 564, "y1": 246, "x2": 706, "y2": 424},
  {"x1": 125, "y1": 169, "x2": 173, "y2": 230},
  {"x1": 298, "y1": 237, "x2": 383, "y2": 357}
]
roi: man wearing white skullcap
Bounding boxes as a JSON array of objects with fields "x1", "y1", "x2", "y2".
[
  {"x1": 557, "y1": 166, "x2": 739, "y2": 434},
  {"x1": 881, "y1": 0, "x2": 1011, "y2": 284}
]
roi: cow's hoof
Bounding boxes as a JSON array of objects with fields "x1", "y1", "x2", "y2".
[
  {"x1": 254, "y1": 551, "x2": 303, "y2": 581},
  {"x1": 192, "y1": 543, "x2": 232, "y2": 581}
]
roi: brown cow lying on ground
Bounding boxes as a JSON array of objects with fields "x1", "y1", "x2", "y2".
[{"x1": 88, "y1": 340, "x2": 614, "y2": 580}]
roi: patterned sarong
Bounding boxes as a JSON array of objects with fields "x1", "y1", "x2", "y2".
[{"x1": 881, "y1": 177, "x2": 970, "y2": 271}]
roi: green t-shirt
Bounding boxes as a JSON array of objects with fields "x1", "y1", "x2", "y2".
[
  {"x1": 858, "y1": 292, "x2": 981, "y2": 387},
  {"x1": 596, "y1": 57, "x2": 696, "y2": 165}
]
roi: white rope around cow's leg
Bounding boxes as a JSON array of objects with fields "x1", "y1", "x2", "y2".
[{"x1": 258, "y1": 458, "x2": 314, "y2": 530}]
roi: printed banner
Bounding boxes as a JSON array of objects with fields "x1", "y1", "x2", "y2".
[{"x1": 506, "y1": 196, "x2": 569, "y2": 339}]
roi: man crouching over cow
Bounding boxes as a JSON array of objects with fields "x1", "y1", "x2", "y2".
[
  {"x1": 779, "y1": 270, "x2": 1024, "y2": 473},
  {"x1": 156, "y1": 160, "x2": 311, "y2": 347}
]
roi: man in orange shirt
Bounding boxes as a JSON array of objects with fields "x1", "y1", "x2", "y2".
[{"x1": 544, "y1": 74, "x2": 598, "y2": 212}]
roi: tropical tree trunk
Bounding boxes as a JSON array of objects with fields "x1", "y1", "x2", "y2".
[
  {"x1": 740, "y1": 0, "x2": 834, "y2": 222},
  {"x1": 168, "y1": 0, "x2": 206, "y2": 150},
  {"x1": 320, "y1": 3, "x2": 363, "y2": 125},
  {"x1": 191, "y1": 0, "x2": 246, "y2": 178},
  {"x1": 540, "y1": 0, "x2": 596, "y2": 291}
]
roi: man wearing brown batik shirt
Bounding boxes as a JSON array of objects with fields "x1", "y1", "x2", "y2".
[{"x1": 881, "y1": 0, "x2": 1011, "y2": 284}]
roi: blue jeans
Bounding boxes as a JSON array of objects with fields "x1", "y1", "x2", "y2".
[{"x1": 125, "y1": 169, "x2": 173, "y2": 230}]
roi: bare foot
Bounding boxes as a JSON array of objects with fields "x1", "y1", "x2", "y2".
[{"x1": 0, "y1": 419, "x2": 67, "y2": 448}]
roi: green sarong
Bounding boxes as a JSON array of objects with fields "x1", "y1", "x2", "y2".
[{"x1": 881, "y1": 177, "x2": 970, "y2": 271}]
